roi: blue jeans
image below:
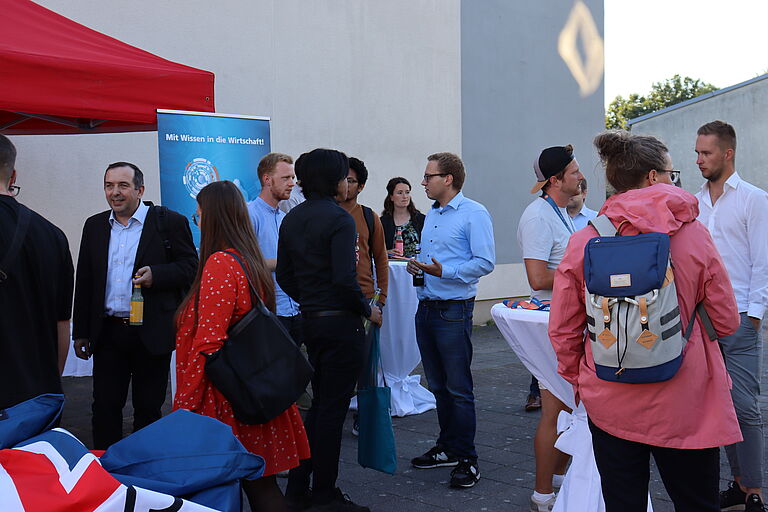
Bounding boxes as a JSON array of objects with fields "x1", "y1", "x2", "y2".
[{"x1": 415, "y1": 300, "x2": 477, "y2": 460}]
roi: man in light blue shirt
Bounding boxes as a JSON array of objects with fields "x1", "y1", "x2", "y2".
[
  {"x1": 567, "y1": 177, "x2": 598, "y2": 231},
  {"x1": 406, "y1": 152, "x2": 495, "y2": 489},
  {"x1": 247, "y1": 153, "x2": 301, "y2": 341}
]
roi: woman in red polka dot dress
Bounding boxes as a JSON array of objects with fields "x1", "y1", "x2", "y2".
[{"x1": 173, "y1": 180, "x2": 310, "y2": 512}]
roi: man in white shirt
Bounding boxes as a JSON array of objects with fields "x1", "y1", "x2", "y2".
[
  {"x1": 517, "y1": 145, "x2": 583, "y2": 512},
  {"x1": 566, "y1": 177, "x2": 598, "y2": 231},
  {"x1": 694, "y1": 120, "x2": 768, "y2": 512}
]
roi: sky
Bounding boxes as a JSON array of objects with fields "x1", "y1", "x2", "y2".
[{"x1": 604, "y1": 0, "x2": 768, "y2": 106}]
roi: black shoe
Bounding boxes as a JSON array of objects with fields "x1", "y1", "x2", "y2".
[
  {"x1": 411, "y1": 445, "x2": 459, "y2": 469},
  {"x1": 721, "y1": 481, "x2": 748, "y2": 511},
  {"x1": 449, "y1": 459, "x2": 480, "y2": 488},
  {"x1": 745, "y1": 494, "x2": 766, "y2": 512},
  {"x1": 309, "y1": 488, "x2": 370, "y2": 512}
]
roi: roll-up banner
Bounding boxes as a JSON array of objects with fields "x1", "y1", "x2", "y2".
[{"x1": 157, "y1": 109, "x2": 271, "y2": 246}]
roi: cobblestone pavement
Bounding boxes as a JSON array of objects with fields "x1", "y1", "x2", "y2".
[{"x1": 61, "y1": 324, "x2": 768, "y2": 511}]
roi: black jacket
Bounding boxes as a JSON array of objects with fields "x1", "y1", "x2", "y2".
[
  {"x1": 73, "y1": 202, "x2": 198, "y2": 355},
  {"x1": 380, "y1": 211, "x2": 425, "y2": 250},
  {"x1": 276, "y1": 198, "x2": 370, "y2": 317}
]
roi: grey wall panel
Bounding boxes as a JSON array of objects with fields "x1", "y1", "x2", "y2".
[{"x1": 460, "y1": 0, "x2": 605, "y2": 264}]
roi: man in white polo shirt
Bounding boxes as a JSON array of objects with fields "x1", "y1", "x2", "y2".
[
  {"x1": 517, "y1": 145, "x2": 583, "y2": 512},
  {"x1": 694, "y1": 120, "x2": 768, "y2": 512}
]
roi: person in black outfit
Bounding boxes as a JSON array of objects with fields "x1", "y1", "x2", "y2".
[
  {"x1": 73, "y1": 162, "x2": 197, "y2": 449},
  {"x1": 278, "y1": 148, "x2": 382, "y2": 512},
  {"x1": 380, "y1": 177, "x2": 425, "y2": 257},
  {"x1": 0, "y1": 135, "x2": 74, "y2": 411}
]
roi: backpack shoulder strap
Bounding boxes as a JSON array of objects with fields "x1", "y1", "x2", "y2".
[
  {"x1": 0, "y1": 204, "x2": 32, "y2": 283},
  {"x1": 154, "y1": 205, "x2": 172, "y2": 261},
  {"x1": 361, "y1": 205, "x2": 375, "y2": 260},
  {"x1": 589, "y1": 214, "x2": 617, "y2": 237},
  {"x1": 683, "y1": 302, "x2": 718, "y2": 341}
]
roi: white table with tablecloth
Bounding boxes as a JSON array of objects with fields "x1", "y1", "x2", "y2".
[
  {"x1": 378, "y1": 261, "x2": 435, "y2": 416},
  {"x1": 491, "y1": 303, "x2": 652, "y2": 512}
]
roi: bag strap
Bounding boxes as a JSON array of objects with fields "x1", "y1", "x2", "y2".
[
  {"x1": 0, "y1": 204, "x2": 32, "y2": 283},
  {"x1": 683, "y1": 301, "x2": 718, "y2": 341},
  {"x1": 364, "y1": 326, "x2": 387, "y2": 388},
  {"x1": 588, "y1": 214, "x2": 617, "y2": 237},
  {"x1": 154, "y1": 205, "x2": 172, "y2": 262},
  {"x1": 362, "y1": 205, "x2": 375, "y2": 262},
  {"x1": 221, "y1": 250, "x2": 269, "y2": 312}
]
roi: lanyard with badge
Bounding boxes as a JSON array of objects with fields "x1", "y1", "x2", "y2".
[{"x1": 542, "y1": 194, "x2": 574, "y2": 234}]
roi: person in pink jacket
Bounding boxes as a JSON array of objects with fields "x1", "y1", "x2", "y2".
[{"x1": 549, "y1": 130, "x2": 742, "y2": 512}]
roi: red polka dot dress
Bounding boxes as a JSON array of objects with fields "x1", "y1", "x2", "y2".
[{"x1": 173, "y1": 250, "x2": 310, "y2": 476}]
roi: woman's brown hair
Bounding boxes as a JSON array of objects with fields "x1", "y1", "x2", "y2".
[
  {"x1": 594, "y1": 130, "x2": 669, "y2": 193},
  {"x1": 175, "y1": 181, "x2": 275, "y2": 329},
  {"x1": 382, "y1": 176, "x2": 422, "y2": 218}
]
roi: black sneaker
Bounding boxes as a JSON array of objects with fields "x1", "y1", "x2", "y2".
[
  {"x1": 410, "y1": 446, "x2": 459, "y2": 469},
  {"x1": 309, "y1": 488, "x2": 370, "y2": 512},
  {"x1": 720, "y1": 481, "x2": 747, "y2": 511},
  {"x1": 449, "y1": 459, "x2": 480, "y2": 488},
  {"x1": 745, "y1": 494, "x2": 766, "y2": 512}
]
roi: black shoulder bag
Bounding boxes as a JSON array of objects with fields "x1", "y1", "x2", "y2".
[{"x1": 202, "y1": 251, "x2": 313, "y2": 425}]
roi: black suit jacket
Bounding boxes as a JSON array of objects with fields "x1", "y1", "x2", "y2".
[{"x1": 73, "y1": 202, "x2": 198, "y2": 355}]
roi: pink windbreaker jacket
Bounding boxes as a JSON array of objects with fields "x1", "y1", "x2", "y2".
[{"x1": 549, "y1": 184, "x2": 742, "y2": 449}]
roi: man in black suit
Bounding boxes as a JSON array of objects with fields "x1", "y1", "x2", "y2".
[{"x1": 73, "y1": 162, "x2": 197, "y2": 449}]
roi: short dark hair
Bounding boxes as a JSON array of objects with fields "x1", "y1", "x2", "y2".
[
  {"x1": 257, "y1": 153, "x2": 293, "y2": 184},
  {"x1": 0, "y1": 134, "x2": 17, "y2": 182},
  {"x1": 697, "y1": 120, "x2": 737, "y2": 151},
  {"x1": 105, "y1": 162, "x2": 143, "y2": 189},
  {"x1": 349, "y1": 157, "x2": 368, "y2": 185},
  {"x1": 296, "y1": 148, "x2": 349, "y2": 199},
  {"x1": 427, "y1": 152, "x2": 465, "y2": 190}
]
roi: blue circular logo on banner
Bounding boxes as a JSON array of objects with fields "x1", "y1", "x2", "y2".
[{"x1": 183, "y1": 158, "x2": 220, "y2": 198}]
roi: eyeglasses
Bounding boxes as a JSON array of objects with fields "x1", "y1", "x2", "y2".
[
  {"x1": 423, "y1": 173, "x2": 449, "y2": 181},
  {"x1": 8, "y1": 185, "x2": 20, "y2": 197},
  {"x1": 658, "y1": 169, "x2": 680, "y2": 184},
  {"x1": 191, "y1": 212, "x2": 200, "y2": 226}
]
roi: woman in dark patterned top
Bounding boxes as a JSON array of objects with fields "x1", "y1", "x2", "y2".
[{"x1": 380, "y1": 177, "x2": 425, "y2": 258}]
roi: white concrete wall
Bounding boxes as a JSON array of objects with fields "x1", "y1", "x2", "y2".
[
  {"x1": 631, "y1": 76, "x2": 768, "y2": 195},
  {"x1": 10, "y1": 0, "x2": 461, "y2": 258}
]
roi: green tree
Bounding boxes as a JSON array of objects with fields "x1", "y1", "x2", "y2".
[{"x1": 606, "y1": 75, "x2": 718, "y2": 129}]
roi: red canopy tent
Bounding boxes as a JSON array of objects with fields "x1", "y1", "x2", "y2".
[{"x1": 0, "y1": 0, "x2": 215, "y2": 134}]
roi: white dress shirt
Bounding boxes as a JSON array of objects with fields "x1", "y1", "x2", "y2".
[
  {"x1": 104, "y1": 202, "x2": 149, "y2": 316},
  {"x1": 695, "y1": 171, "x2": 768, "y2": 320}
]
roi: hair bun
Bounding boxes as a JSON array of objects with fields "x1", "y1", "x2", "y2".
[{"x1": 593, "y1": 130, "x2": 631, "y2": 162}]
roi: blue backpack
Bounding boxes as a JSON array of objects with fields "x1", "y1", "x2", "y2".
[{"x1": 583, "y1": 215, "x2": 716, "y2": 383}]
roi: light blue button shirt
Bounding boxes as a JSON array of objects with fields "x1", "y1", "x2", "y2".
[
  {"x1": 571, "y1": 205, "x2": 598, "y2": 231},
  {"x1": 104, "y1": 202, "x2": 149, "y2": 316},
  {"x1": 247, "y1": 197, "x2": 299, "y2": 317},
  {"x1": 417, "y1": 192, "x2": 496, "y2": 301}
]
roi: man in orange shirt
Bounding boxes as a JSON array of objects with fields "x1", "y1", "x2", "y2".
[
  {"x1": 338, "y1": 157, "x2": 389, "y2": 435},
  {"x1": 339, "y1": 157, "x2": 389, "y2": 311}
]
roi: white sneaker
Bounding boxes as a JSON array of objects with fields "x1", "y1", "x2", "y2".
[{"x1": 529, "y1": 494, "x2": 556, "y2": 512}]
